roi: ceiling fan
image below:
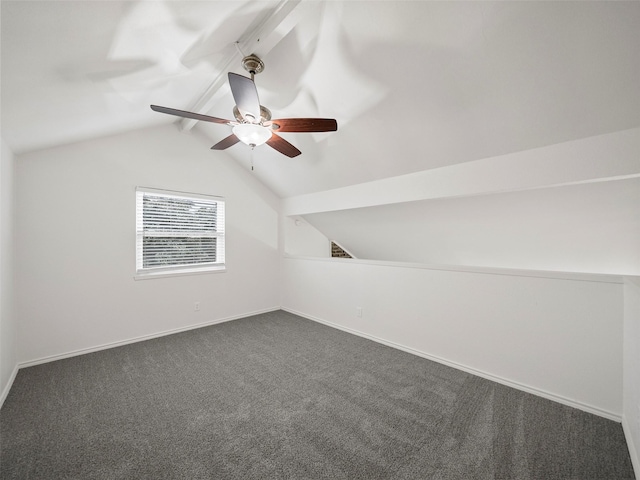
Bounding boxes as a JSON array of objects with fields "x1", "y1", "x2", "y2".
[{"x1": 150, "y1": 54, "x2": 337, "y2": 158}]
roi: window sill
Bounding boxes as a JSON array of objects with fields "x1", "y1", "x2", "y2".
[{"x1": 134, "y1": 266, "x2": 226, "y2": 281}]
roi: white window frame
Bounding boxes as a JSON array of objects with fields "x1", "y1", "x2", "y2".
[{"x1": 135, "y1": 187, "x2": 225, "y2": 279}]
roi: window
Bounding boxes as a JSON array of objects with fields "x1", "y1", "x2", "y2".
[{"x1": 135, "y1": 187, "x2": 225, "y2": 277}]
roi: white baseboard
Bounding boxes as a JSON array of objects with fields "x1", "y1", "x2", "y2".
[
  {"x1": 622, "y1": 416, "x2": 640, "y2": 480},
  {"x1": 0, "y1": 363, "x2": 19, "y2": 409},
  {"x1": 282, "y1": 307, "x2": 622, "y2": 422},
  {"x1": 9, "y1": 306, "x2": 624, "y2": 425},
  {"x1": 18, "y1": 307, "x2": 280, "y2": 369}
]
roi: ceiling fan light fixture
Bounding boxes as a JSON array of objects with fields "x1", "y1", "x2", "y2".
[{"x1": 232, "y1": 123, "x2": 272, "y2": 147}]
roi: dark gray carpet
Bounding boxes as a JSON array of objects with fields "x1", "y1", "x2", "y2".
[{"x1": 0, "y1": 310, "x2": 635, "y2": 479}]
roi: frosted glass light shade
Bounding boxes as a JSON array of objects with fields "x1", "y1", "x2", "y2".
[{"x1": 232, "y1": 123, "x2": 272, "y2": 147}]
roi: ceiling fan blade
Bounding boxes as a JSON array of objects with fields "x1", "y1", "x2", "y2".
[
  {"x1": 151, "y1": 105, "x2": 231, "y2": 124},
  {"x1": 211, "y1": 134, "x2": 240, "y2": 150},
  {"x1": 228, "y1": 72, "x2": 261, "y2": 122},
  {"x1": 266, "y1": 134, "x2": 302, "y2": 158},
  {"x1": 270, "y1": 118, "x2": 338, "y2": 133}
]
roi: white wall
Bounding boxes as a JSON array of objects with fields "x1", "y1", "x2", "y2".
[
  {"x1": 283, "y1": 216, "x2": 330, "y2": 257},
  {"x1": 0, "y1": 138, "x2": 17, "y2": 405},
  {"x1": 623, "y1": 276, "x2": 640, "y2": 475},
  {"x1": 282, "y1": 257, "x2": 624, "y2": 419},
  {"x1": 15, "y1": 126, "x2": 281, "y2": 364}
]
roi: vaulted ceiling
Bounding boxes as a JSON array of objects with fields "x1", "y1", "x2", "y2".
[{"x1": 3, "y1": 1, "x2": 639, "y2": 199}]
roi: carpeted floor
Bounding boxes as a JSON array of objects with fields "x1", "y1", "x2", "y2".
[{"x1": 0, "y1": 310, "x2": 635, "y2": 479}]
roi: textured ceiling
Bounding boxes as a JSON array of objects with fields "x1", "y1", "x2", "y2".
[{"x1": 2, "y1": 1, "x2": 639, "y2": 198}]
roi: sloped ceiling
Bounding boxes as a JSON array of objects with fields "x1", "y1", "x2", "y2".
[
  {"x1": 303, "y1": 177, "x2": 640, "y2": 275},
  {"x1": 2, "y1": 1, "x2": 639, "y2": 199},
  {"x1": 2, "y1": 1, "x2": 639, "y2": 275}
]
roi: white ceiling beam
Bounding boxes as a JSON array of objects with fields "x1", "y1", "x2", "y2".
[{"x1": 179, "y1": 0, "x2": 303, "y2": 131}]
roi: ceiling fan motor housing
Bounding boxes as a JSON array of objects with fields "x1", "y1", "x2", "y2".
[{"x1": 241, "y1": 54, "x2": 264, "y2": 76}]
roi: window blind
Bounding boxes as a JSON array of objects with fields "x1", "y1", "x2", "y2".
[{"x1": 136, "y1": 188, "x2": 225, "y2": 273}]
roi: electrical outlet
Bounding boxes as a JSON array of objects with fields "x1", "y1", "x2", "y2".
[
  {"x1": 194, "y1": 302, "x2": 200, "y2": 312},
  {"x1": 356, "y1": 307, "x2": 363, "y2": 318}
]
